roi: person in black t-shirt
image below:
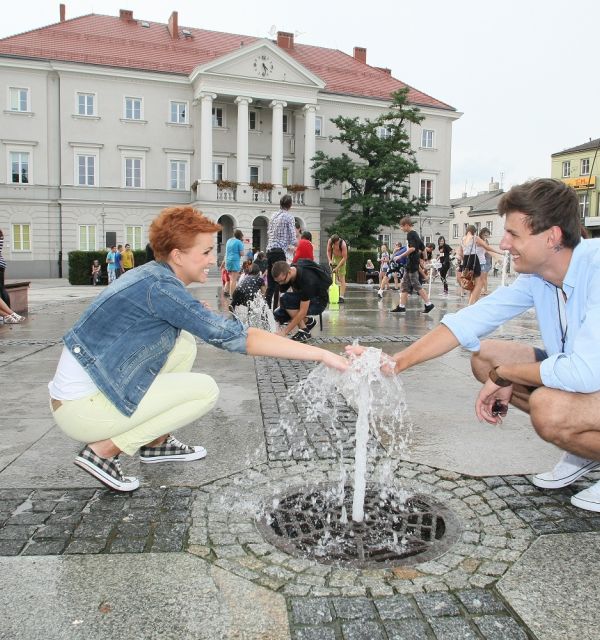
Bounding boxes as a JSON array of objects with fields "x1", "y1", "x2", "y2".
[
  {"x1": 391, "y1": 217, "x2": 435, "y2": 314},
  {"x1": 271, "y1": 260, "x2": 328, "y2": 342},
  {"x1": 437, "y1": 236, "x2": 453, "y2": 295}
]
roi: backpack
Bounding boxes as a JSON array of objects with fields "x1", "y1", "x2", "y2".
[{"x1": 293, "y1": 259, "x2": 332, "y2": 301}]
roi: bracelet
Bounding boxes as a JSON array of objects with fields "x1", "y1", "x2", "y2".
[{"x1": 488, "y1": 366, "x2": 512, "y2": 387}]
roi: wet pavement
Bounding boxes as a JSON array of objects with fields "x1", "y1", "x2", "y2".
[{"x1": 1, "y1": 276, "x2": 599, "y2": 639}]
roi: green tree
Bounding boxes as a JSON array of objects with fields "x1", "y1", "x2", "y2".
[{"x1": 312, "y1": 88, "x2": 428, "y2": 249}]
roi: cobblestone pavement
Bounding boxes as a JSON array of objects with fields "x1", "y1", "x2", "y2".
[{"x1": 2, "y1": 328, "x2": 600, "y2": 639}]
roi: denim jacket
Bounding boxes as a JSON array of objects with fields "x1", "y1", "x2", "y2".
[{"x1": 63, "y1": 261, "x2": 248, "y2": 416}]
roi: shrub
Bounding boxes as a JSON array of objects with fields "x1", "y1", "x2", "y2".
[
  {"x1": 346, "y1": 250, "x2": 379, "y2": 282},
  {"x1": 68, "y1": 250, "x2": 149, "y2": 285}
]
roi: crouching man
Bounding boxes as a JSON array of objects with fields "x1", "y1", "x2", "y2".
[{"x1": 271, "y1": 259, "x2": 330, "y2": 342}]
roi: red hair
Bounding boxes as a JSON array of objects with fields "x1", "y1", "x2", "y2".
[{"x1": 149, "y1": 206, "x2": 221, "y2": 261}]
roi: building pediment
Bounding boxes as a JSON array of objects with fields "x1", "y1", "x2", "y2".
[{"x1": 190, "y1": 39, "x2": 325, "y2": 90}]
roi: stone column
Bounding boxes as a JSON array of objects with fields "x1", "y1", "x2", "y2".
[
  {"x1": 303, "y1": 104, "x2": 317, "y2": 188},
  {"x1": 235, "y1": 96, "x2": 252, "y2": 184},
  {"x1": 270, "y1": 100, "x2": 287, "y2": 187},
  {"x1": 199, "y1": 92, "x2": 217, "y2": 183}
]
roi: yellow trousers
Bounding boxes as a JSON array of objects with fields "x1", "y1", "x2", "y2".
[{"x1": 51, "y1": 331, "x2": 219, "y2": 455}]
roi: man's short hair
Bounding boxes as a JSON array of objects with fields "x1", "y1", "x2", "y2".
[
  {"x1": 301, "y1": 231, "x2": 312, "y2": 241},
  {"x1": 280, "y1": 194, "x2": 293, "y2": 210},
  {"x1": 234, "y1": 229, "x2": 243, "y2": 240},
  {"x1": 271, "y1": 260, "x2": 290, "y2": 280},
  {"x1": 125, "y1": 244, "x2": 130, "y2": 248},
  {"x1": 498, "y1": 179, "x2": 581, "y2": 249},
  {"x1": 400, "y1": 217, "x2": 413, "y2": 227}
]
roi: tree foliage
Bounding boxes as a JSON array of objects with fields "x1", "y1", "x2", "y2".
[{"x1": 312, "y1": 88, "x2": 428, "y2": 249}]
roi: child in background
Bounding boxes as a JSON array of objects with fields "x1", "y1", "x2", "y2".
[
  {"x1": 237, "y1": 259, "x2": 254, "y2": 286},
  {"x1": 91, "y1": 260, "x2": 101, "y2": 286},
  {"x1": 220, "y1": 258, "x2": 230, "y2": 297},
  {"x1": 230, "y1": 263, "x2": 265, "y2": 310}
]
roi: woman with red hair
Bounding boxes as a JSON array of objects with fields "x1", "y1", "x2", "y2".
[{"x1": 48, "y1": 206, "x2": 348, "y2": 492}]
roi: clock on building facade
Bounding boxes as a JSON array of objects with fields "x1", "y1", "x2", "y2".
[{"x1": 253, "y1": 54, "x2": 274, "y2": 77}]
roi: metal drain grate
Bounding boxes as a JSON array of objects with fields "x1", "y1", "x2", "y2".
[{"x1": 257, "y1": 483, "x2": 461, "y2": 568}]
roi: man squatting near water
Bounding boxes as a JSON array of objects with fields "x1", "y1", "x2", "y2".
[{"x1": 349, "y1": 179, "x2": 600, "y2": 512}]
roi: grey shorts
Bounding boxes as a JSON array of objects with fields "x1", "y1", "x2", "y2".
[{"x1": 400, "y1": 269, "x2": 422, "y2": 293}]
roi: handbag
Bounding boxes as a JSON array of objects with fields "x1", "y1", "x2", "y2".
[{"x1": 459, "y1": 239, "x2": 477, "y2": 291}]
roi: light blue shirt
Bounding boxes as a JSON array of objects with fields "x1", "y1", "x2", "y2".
[{"x1": 441, "y1": 238, "x2": 600, "y2": 394}]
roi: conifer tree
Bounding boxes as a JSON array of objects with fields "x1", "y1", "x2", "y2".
[{"x1": 312, "y1": 88, "x2": 428, "y2": 248}]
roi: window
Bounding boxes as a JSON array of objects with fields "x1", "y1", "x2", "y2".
[
  {"x1": 282, "y1": 167, "x2": 289, "y2": 186},
  {"x1": 377, "y1": 126, "x2": 393, "y2": 139},
  {"x1": 562, "y1": 161, "x2": 571, "y2": 178},
  {"x1": 124, "y1": 157, "x2": 142, "y2": 188},
  {"x1": 474, "y1": 221, "x2": 481, "y2": 234},
  {"x1": 10, "y1": 152, "x2": 29, "y2": 184},
  {"x1": 212, "y1": 106, "x2": 224, "y2": 127},
  {"x1": 282, "y1": 112, "x2": 291, "y2": 133},
  {"x1": 421, "y1": 129, "x2": 434, "y2": 148},
  {"x1": 377, "y1": 234, "x2": 391, "y2": 248},
  {"x1": 124, "y1": 97, "x2": 142, "y2": 120},
  {"x1": 579, "y1": 193, "x2": 590, "y2": 218},
  {"x1": 9, "y1": 87, "x2": 29, "y2": 112},
  {"x1": 581, "y1": 158, "x2": 590, "y2": 175},
  {"x1": 12, "y1": 223, "x2": 31, "y2": 251},
  {"x1": 77, "y1": 155, "x2": 96, "y2": 186},
  {"x1": 249, "y1": 111, "x2": 258, "y2": 131},
  {"x1": 485, "y1": 221, "x2": 494, "y2": 235},
  {"x1": 315, "y1": 116, "x2": 323, "y2": 137},
  {"x1": 169, "y1": 101, "x2": 187, "y2": 124},
  {"x1": 420, "y1": 179, "x2": 433, "y2": 202},
  {"x1": 126, "y1": 225, "x2": 142, "y2": 250},
  {"x1": 249, "y1": 165, "x2": 259, "y2": 183},
  {"x1": 169, "y1": 160, "x2": 187, "y2": 190},
  {"x1": 213, "y1": 162, "x2": 224, "y2": 182},
  {"x1": 79, "y1": 225, "x2": 96, "y2": 251},
  {"x1": 77, "y1": 93, "x2": 95, "y2": 116},
  {"x1": 452, "y1": 223, "x2": 459, "y2": 239}
]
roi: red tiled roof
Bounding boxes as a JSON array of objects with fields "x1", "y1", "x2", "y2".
[{"x1": 0, "y1": 13, "x2": 454, "y2": 110}]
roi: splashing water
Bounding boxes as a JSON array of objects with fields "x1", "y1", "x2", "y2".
[
  {"x1": 282, "y1": 344, "x2": 411, "y2": 523},
  {"x1": 231, "y1": 294, "x2": 277, "y2": 332}
]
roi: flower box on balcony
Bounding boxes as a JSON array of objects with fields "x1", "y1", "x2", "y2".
[
  {"x1": 216, "y1": 180, "x2": 238, "y2": 189},
  {"x1": 286, "y1": 184, "x2": 306, "y2": 193},
  {"x1": 251, "y1": 181, "x2": 274, "y2": 191}
]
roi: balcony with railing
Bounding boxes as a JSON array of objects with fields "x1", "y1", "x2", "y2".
[{"x1": 216, "y1": 180, "x2": 237, "y2": 202}]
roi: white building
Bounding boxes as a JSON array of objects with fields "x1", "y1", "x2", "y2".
[
  {"x1": 0, "y1": 6, "x2": 460, "y2": 277},
  {"x1": 449, "y1": 180, "x2": 504, "y2": 249}
]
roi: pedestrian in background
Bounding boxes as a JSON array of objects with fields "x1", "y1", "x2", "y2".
[
  {"x1": 121, "y1": 243, "x2": 135, "y2": 273},
  {"x1": 225, "y1": 229, "x2": 245, "y2": 296},
  {"x1": 265, "y1": 195, "x2": 296, "y2": 310}
]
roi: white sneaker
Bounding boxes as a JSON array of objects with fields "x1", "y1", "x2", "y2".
[
  {"x1": 377, "y1": 289, "x2": 383, "y2": 298},
  {"x1": 531, "y1": 452, "x2": 600, "y2": 489},
  {"x1": 571, "y1": 480, "x2": 600, "y2": 512}
]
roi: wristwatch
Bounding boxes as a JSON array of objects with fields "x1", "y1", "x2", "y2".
[{"x1": 489, "y1": 366, "x2": 512, "y2": 387}]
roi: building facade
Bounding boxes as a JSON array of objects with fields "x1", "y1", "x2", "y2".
[
  {"x1": 449, "y1": 180, "x2": 504, "y2": 252},
  {"x1": 0, "y1": 7, "x2": 460, "y2": 277},
  {"x1": 551, "y1": 138, "x2": 600, "y2": 238}
]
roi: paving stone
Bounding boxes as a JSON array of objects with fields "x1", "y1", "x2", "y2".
[
  {"x1": 0, "y1": 525, "x2": 38, "y2": 540},
  {"x1": 290, "y1": 597, "x2": 333, "y2": 624},
  {"x1": 109, "y1": 537, "x2": 147, "y2": 553},
  {"x1": 373, "y1": 595, "x2": 418, "y2": 619},
  {"x1": 414, "y1": 592, "x2": 460, "y2": 617},
  {"x1": 293, "y1": 628, "x2": 336, "y2": 640},
  {"x1": 64, "y1": 538, "x2": 107, "y2": 554},
  {"x1": 429, "y1": 617, "x2": 478, "y2": 639},
  {"x1": 384, "y1": 619, "x2": 430, "y2": 640},
  {"x1": 340, "y1": 620, "x2": 386, "y2": 640},
  {"x1": 331, "y1": 597, "x2": 377, "y2": 620},
  {"x1": 473, "y1": 615, "x2": 528, "y2": 639},
  {"x1": 6, "y1": 512, "x2": 50, "y2": 525},
  {"x1": 0, "y1": 540, "x2": 26, "y2": 555},
  {"x1": 456, "y1": 589, "x2": 506, "y2": 614},
  {"x1": 22, "y1": 539, "x2": 68, "y2": 555}
]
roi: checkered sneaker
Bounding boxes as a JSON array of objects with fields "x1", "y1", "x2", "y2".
[
  {"x1": 2, "y1": 313, "x2": 24, "y2": 324},
  {"x1": 139, "y1": 435, "x2": 207, "y2": 464},
  {"x1": 74, "y1": 445, "x2": 139, "y2": 492}
]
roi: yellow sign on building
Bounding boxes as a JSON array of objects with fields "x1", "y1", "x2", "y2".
[{"x1": 563, "y1": 176, "x2": 596, "y2": 189}]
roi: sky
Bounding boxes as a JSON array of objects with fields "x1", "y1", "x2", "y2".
[{"x1": 2, "y1": 0, "x2": 598, "y2": 198}]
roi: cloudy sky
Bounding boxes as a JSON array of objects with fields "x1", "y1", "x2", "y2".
[{"x1": 2, "y1": 0, "x2": 598, "y2": 197}]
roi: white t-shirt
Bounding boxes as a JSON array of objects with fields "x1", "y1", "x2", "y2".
[{"x1": 48, "y1": 346, "x2": 98, "y2": 401}]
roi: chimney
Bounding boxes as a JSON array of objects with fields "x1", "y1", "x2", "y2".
[
  {"x1": 59, "y1": 3, "x2": 66, "y2": 22},
  {"x1": 353, "y1": 46, "x2": 367, "y2": 64},
  {"x1": 119, "y1": 9, "x2": 134, "y2": 22},
  {"x1": 168, "y1": 11, "x2": 179, "y2": 38},
  {"x1": 277, "y1": 31, "x2": 294, "y2": 50},
  {"x1": 489, "y1": 176, "x2": 500, "y2": 191}
]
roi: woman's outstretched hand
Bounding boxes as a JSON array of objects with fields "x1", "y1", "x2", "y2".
[
  {"x1": 320, "y1": 350, "x2": 349, "y2": 372},
  {"x1": 344, "y1": 344, "x2": 397, "y2": 376}
]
